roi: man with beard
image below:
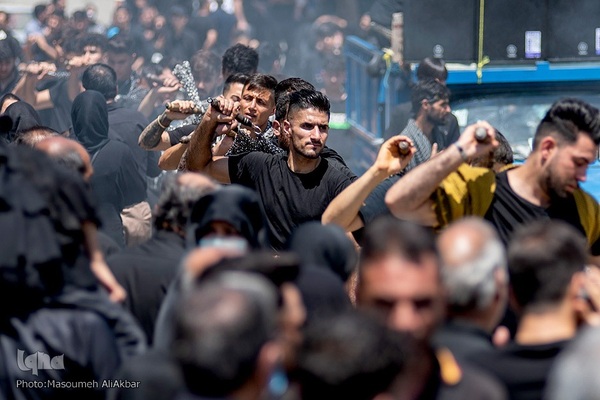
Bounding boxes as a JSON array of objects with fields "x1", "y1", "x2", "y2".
[
  {"x1": 184, "y1": 88, "x2": 354, "y2": 250},
  {"x1": 399, "y1": 79, "x2": 452, "y2": 171},
  {"x1": 385, "y1": 98, "x2": 600, "y2": 264}
]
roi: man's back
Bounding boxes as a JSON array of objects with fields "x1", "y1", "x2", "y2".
[
  {"x1": 107, "y1": 230, "x2": 186, "y2": 344},
  {"x1": 468, "y1": 340, "x2": 569, "y2": 400}
]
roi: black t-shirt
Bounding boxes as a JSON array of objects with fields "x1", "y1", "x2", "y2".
[
  {"x1": 168, "y1": 124, "x2": 197, "y2": 146},
  {"x1": 228, "y1": 153, "x2": 353, "y2": 250},
  {"x1": 37, "y1": 79, "x2": 73, "y2": 134},
  {"x1": 485, "y1": 171, "x2": 600, "y2": 253},
  {"x1": 469, "y1": 340, "x2": 568, "y2": 400}
]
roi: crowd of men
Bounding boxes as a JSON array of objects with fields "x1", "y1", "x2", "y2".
[{"x1": 3, "y1": 1, "x2": 600, "y2": 399}]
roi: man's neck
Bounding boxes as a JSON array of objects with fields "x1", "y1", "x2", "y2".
[
  {"x1": 507, "y1": 159, "x2": 551, "y2": 207},
  {"x1": 287, "y1": 153, "x2": 321, "y2": 174},
  {"x1": 414, "y1": 115, "x2": 434, "y2": 139},
  {"x1": 515, "y1": 303, "x2": 577, "y2": 345}
]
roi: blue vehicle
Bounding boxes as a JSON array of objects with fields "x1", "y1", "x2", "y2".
[{"x1": 343, "y1": 36, "x2": 600, "y2": 200}]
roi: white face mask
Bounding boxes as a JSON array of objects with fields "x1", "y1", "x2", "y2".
[{"x1": 198, "y1": 236, "x2": 249, "y2": 253}]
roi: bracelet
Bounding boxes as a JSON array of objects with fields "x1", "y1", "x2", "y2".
[
  {"x1": 453, "y1": 143, "x2": 469, "y2": 162},
  {"x1": 156, "y1": 115, "x2": 170, "y2": 130}
]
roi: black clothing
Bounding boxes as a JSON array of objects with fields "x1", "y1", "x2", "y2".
[
  {"x1": 469, "y1": 340, "x2": 569, "y2": 400},
  {"x1": 72, "y1": 91, "x2": 147, "y2": 246},
  {"x1": 163, "y1": 28, "x2": 198, "y2": 66},
  {"x1": 37, "y1": 78, "x2": 73, "y2": 134},
  {"x1": 486, "y1": 171, "x2": 600, "y2": 252},
  {"x1": 190, "y1": 184, "x2": 268, "y2": 249},
  {"x1": 294, "y1": 266, "x2": 352, "y2": 323},
  {"x1": 433, "y1": 321, "x2": 495, "y2": 363},
  {"x1": 286, "y1": 221, "x2": 357, "y2": 282},
  {"x1": 188, "y1": 14, "x2": 216, "y2": 49},
  {"x1": 168, "y1": 124, "x2": 197, "y2": 146},
  {"x1": 228, "y1": 153, "x2": 353, "y2": 250},
  {"x1": 0, "y1": 68, "x2": 20, "y2": 97},
  {"x1": 110, "y1": 350, "x2": 183, "y2": 400},
  {"x1": 0, "y1": 143, "x2": 146, "y2": 399},
  {"x1": 2, "y1": 101, "x2": 42, "y2": 142},
  {"x1": 433, "y1": 165, "x2": 600, "y2": 254},
  {"x1": 0, "y1": 308, "x2": 121, "y2": 400},
  {"x1": 107, "y1": 102, "x2": 161, "y2": 181},
  {"x1": 320, "y1": 145, "x2": 357, "y2": 180},
  {"x1": 107, "y1": 230, "x2": 186, "y2": 344}
]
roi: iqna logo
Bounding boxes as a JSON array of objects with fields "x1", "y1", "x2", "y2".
[{"x1": 17, "y1": 350, "x2": 65, "y2": 376}]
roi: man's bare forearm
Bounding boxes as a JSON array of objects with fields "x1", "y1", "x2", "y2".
[
  {"x1": 322, "y1": 165, "x2": 389, "y2": 230},
  {"x1": 139, "y1": 114, "x2": 170, "y2": 150},
  {"x1": 385, "y1": 145, "x2": 464, "y2": 217},
  {"x1": 183, "y1": 114, "x2": 218, "y2": 172}
]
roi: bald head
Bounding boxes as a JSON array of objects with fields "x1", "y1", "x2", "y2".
[
  {"x1": 437, "y1": 217, "x2": 507, "y2": 317},
  {"x1": 438, "y1": 217, "x2": 499, "y2": 268},
  {"x1": 35, "y1": 136, "x2": 94, "y2": 181}
]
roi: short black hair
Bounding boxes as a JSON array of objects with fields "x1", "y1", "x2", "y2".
[
  {"x1": 223, "y1": 72, "x2": 249, "y2": 96},
  {"x1": 274, "y1": 78, "x2": 315, "y2": 122},
  {"x1": 77, "y1": 32, "x2": 108, "y2": 53},
  {"x1": 81, "y1": 63, "x2": 117, "y2": 100},
  {"x1": 416, "y1": 57, "x2": 448, "y2": 82},
  {"x1": 107, "y1": 32, "x2": 135, "y2": 56},
  {"x1": 533, "y1": 98, "x2": 600, "y2": 148},
  {"x1": 243, "y1": 73, "x2": 277, "y2": 101},
  {"x1": 410, "y1": 79, "x2": 450, "y2": 115},
  {"x1": 222, "y1": 43, "x2": 259, "y2": 77},
  {"x1": 508, "y1": 219, "x2": 587, "y2": 311},
  {"x1": 360, "y1": 216, "x2": 438, "y2": 267},
  {"x1": 287, "y1": 89, "x2": 330, "y2": 119},
  {"x1": 292, "y1": 311, "x2": 415, "y2": 400}
]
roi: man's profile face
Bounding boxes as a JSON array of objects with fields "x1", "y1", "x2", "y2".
[
  {"x1": 107, "y1": 52, "x2": 135, "y2": 82},
  {"x1": 240, "y1": 87, "x2": 274, "y2": 131},
  {"x1": 284, "y1": 107, "x2": 329, "y2": 160},
  {"x1": 357, "y1": 253, "x2": 445, "y2": 340},
  {"x1": 425, "y1": 97, "x2": 450, "y2": 127},
  {"x1": 545, "y1": 133, "x2": 597, "y2": 197}
]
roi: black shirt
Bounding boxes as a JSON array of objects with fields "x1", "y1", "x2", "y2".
[
  {"x1": 107, "y1": 230, "x2": 186, "y2": 344},
  {"x1": 486, "y1": 171, "x2": 599, "y2": 252},
  {"x1": 228, "y1": 153, "x2": 353, "y2": 250},
  {"x1": 469, "y1": 340, "x2": 569, "y2": 400},
  {"x1": 107, "y1": 102, "x2": 161, "y2": 180}
]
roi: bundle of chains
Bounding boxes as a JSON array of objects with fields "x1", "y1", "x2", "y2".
[{"x1": 170, "y1": 61, "x2": 207, "y2": 131}]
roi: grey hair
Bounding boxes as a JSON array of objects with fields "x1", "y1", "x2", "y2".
[{"x1": 442, "y1": 238, "x2": 507, "y2": 311}]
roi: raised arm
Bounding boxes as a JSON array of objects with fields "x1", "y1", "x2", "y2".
[
  {"x1": 138, "y1": 100, "x2": 196, "y2": 151},
  {"x1": 183, "y1": 96, "x2": 237, "y2": 183},
  {"x1": 385, "y1": 122, "x2": 498, "y2": 225},
  {"x1": 322, "y1": 135, "x2": 415, "y2": 231},
  {"x1": 12, "y1": 62, "x2": 57, "y2": 109}
]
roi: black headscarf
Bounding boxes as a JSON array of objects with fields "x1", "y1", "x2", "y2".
[
  {"x1": 286, "y1": 222, "x2": 358, "y2": 282},
  {"x1": 1, "y1": 100, "x2": 41, "y2": 142},
  {"x1": 71, "y1": 90, "x2": 110, "y2": 155},
  {"x1": 189, "y1": 185, "x2": 268, "y2": 250}
]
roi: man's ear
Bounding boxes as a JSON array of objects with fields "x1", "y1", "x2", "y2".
[
  {"x1": 283, "y1": 120, "x2": 292, "y2": 137},
  {"x1": 539, "y1": 136, "x2": 558, "y2": 162},
  {"x1": 272, "y1": 120, "x2": 281, "y2": 137}
]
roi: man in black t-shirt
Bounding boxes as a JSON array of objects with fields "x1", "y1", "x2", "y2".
[
  {"x1": 386, "y1": 98, "x2": 600, "y2": 264},
  {"x1": 184, "y1": 89, "x2": 354, "y2": 249}
]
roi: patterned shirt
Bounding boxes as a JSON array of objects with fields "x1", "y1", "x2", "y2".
[{"x1": 225, "y1": 121, "x2": 284, "y2": 156}]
